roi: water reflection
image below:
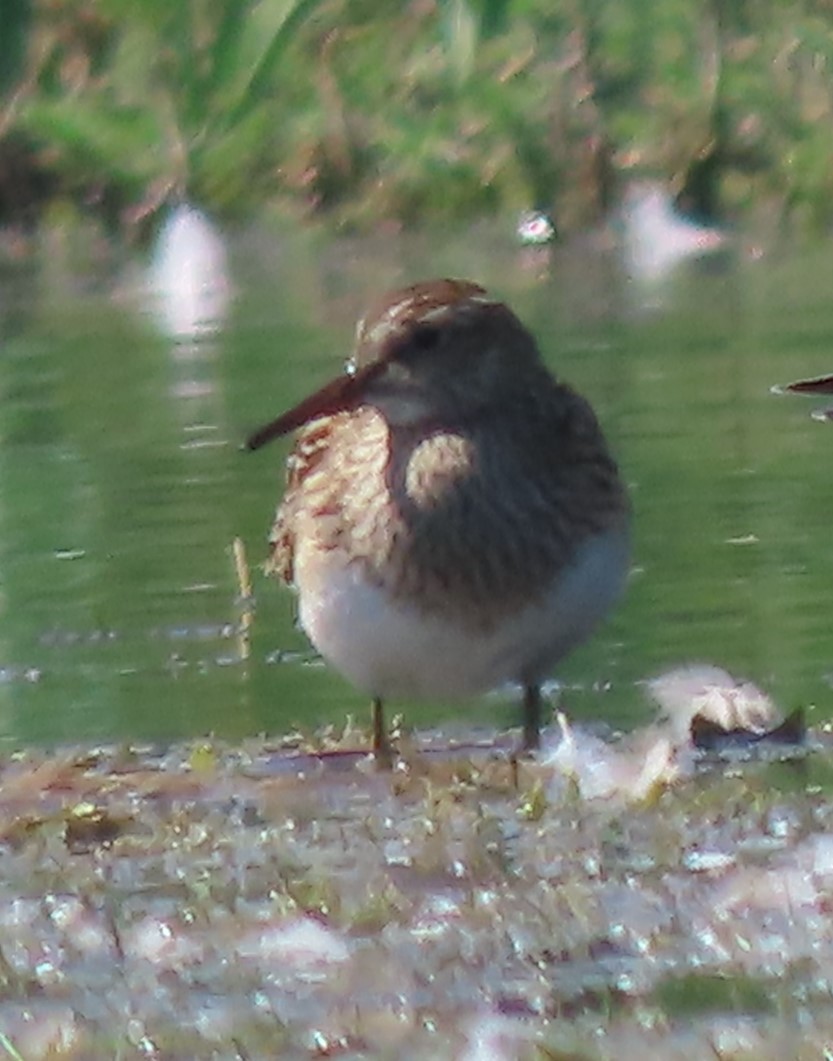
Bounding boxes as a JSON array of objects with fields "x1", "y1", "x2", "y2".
[
  {"x1": 619, "y1": 180, "x2": 727, "y2": 295},
  {"x1": 148, "y1": 204, "x2": 231, "y2": 343},
  {"x1": 0, "y1": 220, "x2": 832, "y2": 747},
  {"x1": 0, "y1": 260, "x2": 36, "y2": 347}
]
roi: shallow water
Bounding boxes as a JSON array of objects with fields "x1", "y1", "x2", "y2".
[{"x1": 1, "y1": 218, "x2": 832, "y2": 748}]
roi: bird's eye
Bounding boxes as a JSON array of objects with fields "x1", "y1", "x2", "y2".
[{"x1": 411, "y1": 324, "x2": 441, "y2": 351}]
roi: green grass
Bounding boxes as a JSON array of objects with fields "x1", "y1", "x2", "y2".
[{"x1": 2, "y1": 0, "x2": 833, "y2": 232}]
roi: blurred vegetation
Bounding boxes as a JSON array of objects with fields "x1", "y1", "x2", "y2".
[{"x1": 2, "y1": 0, "x2": 833, "y2": 233}]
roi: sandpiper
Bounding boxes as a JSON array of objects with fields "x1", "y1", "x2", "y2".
[{"x1": 246, "y1": 279, "x2": 630, "y2": 760}]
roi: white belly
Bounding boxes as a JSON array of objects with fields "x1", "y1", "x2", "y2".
[{"x1": 294, "y1": 528, "x2": 629, "y2": 701}]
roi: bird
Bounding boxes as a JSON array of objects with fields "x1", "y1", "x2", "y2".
[
  {"x1": 245, "y1": 279, "x2": 630, "y2": 762},
  {"x1": 781, "y1": 374, "x2": 833, "y2": 396},
  {"x1": 776, "y1": 372, "x2": 833, "y2": 422},
  {"x1": 516, "y1": 210, "x2": 557, "y2": 247}
]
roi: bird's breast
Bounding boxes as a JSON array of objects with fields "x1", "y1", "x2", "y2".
[
  {"x1": 293, "y1": 523, "x2": 629, "y2": 700},
  {"x1": 281, "y1": 406, "x2": 627, "y2": 634}
]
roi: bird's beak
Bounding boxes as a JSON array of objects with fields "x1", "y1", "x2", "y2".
[
  {"x1": 245, "y1": 361, "x2": 383, "y2": 451},
  {"x1": 784, "y1": 374, "x2": 833, "y2": 395}
]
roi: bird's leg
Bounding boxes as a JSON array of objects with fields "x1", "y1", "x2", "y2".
[
  {"x1": 522, "y1": 684, "x2": 542, "y2": 752},
  {"x1": 371, "y1": 696, "x2": 392, "y2": 768}
]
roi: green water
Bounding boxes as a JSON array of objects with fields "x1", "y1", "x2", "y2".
[{"x1": 1, "y1": 222, "x2": 831, "y2": 748}]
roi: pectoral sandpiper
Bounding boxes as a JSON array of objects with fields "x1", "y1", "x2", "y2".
[{"x1": 246, "y1": 279, "x2": 630, "y2": 761}]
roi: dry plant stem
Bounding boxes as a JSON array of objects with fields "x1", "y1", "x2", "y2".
[
  {"x1": 0, "y1": 1028, "x2": 25, "y2": 1061},
  {"x1": 232, "y1": 536, "x2": 254, "y2": 662}
]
